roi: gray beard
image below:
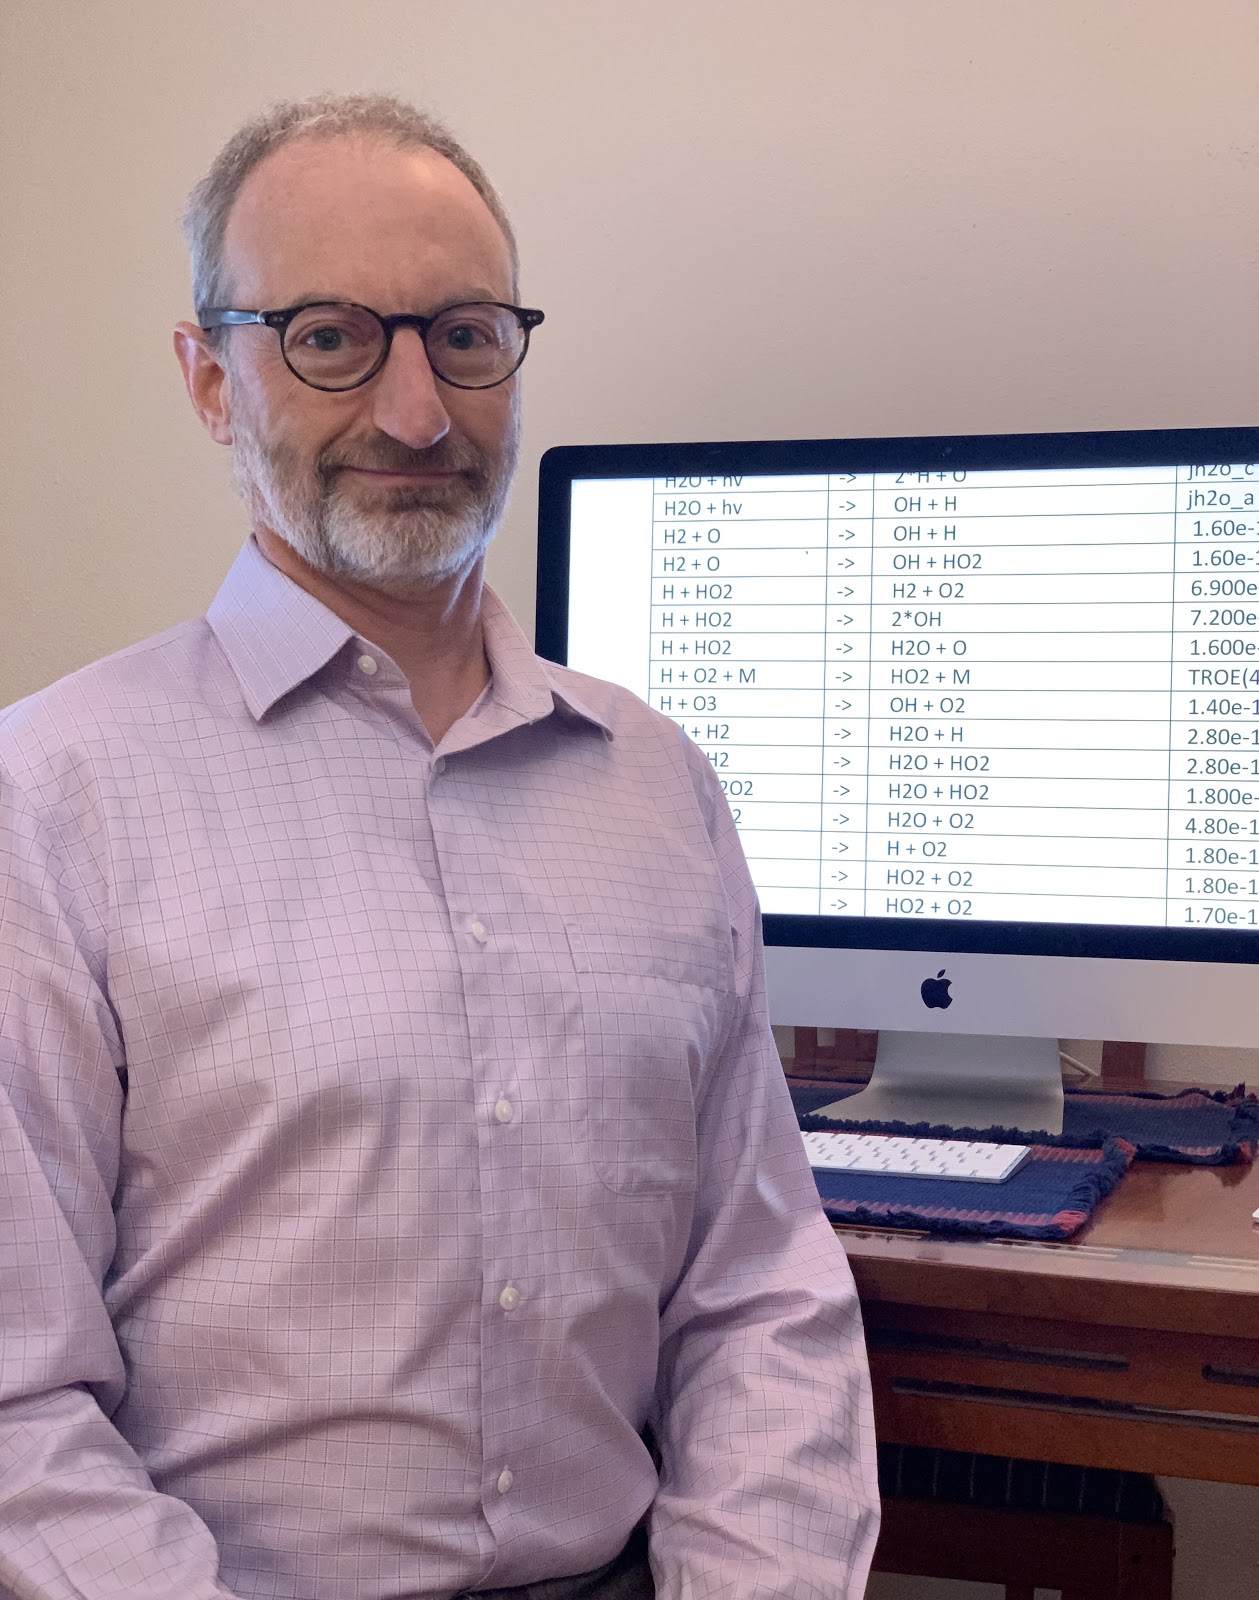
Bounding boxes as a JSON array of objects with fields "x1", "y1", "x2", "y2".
[{"x1": 231, "y1": 414, "x2": 518, "y2": 596}]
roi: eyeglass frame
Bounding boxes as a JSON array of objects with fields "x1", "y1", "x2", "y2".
[{"x1": 197, "y1": 299, "x2": 546, "y2": 392}]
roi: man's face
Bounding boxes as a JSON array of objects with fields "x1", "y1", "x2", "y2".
[{"x1": 213, "y1": 137, "x2": 520, "y2": 595}]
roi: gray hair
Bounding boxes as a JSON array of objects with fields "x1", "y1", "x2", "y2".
[{"x1": 182, "y1": 91, "x2": 518, "y2": 321}]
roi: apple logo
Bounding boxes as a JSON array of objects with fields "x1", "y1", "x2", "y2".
[{"x1": 920, "y1": 969, "x2": 952, "y2": 1009}]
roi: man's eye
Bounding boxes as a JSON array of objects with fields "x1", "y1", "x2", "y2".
[
  {"x1": 443, "y1": 322, "x2": 492, "y2": 351},
  {"x1": 286, "y1": 309, "x2": 378, "y2": 355}
]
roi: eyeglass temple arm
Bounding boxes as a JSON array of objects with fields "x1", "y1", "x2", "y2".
[{"x1": 198, "y1": 309, "x2": 269, "y2": 331}]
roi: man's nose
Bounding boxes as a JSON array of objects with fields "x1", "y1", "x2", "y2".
[{"x1": 370, "y1": 328, "x2": 451, "y2": 450}]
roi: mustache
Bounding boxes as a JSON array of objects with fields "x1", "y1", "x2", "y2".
[{"x1": 319, "y1": 436, "x2": 487, "y2": 481}]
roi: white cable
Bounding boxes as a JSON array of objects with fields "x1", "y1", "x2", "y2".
[{"x1": 1060, "y1": 1049, "x2": 1101, "y2": 1082}]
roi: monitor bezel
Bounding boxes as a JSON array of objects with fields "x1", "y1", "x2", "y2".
[{"x1": 536, "y1": 425, "x2": 1259, "y2": 966}]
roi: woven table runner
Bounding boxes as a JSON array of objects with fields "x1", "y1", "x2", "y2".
[
  {"x1": 791, "y1": 1079, "x2": 1259, "y2": 1165},
  {"x1": 808, "y1": 1134, "x2": 1135, "y2": 1240}
]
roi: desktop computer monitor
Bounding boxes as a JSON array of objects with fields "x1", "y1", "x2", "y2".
[{"x1": 536, "y1": 426, "x2": 1259, "y2": 1132}]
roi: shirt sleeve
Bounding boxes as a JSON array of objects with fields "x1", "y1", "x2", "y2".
[
  {"x1": 0, "y1": 762, "x2": 243, "y2": 1600},
  {"x1": 645, "y1": 737, "x2": 880, "y2": 1600}
]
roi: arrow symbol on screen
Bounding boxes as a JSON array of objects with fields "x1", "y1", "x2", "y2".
[
  {"x1": 837, "y1": 500, "x2": 857, "y2": 511},
  {"x1": 832, "y1": 586, "x2": 854, "y2": 599},
  {"x1": 831, "y1": 756, "x2": 851, "y2": 768},
  {"x1": 840, "y1": 557, "x2": 855, "y2": 568},
  {"x1": 831, "y1": 843, "x2": 849, "y2": 854},
  {"x1": 832, "y1": 701, "x2": 852, "y2": 712},
  {"x1": 832, "y1": 871, "x2": 849, "y2": 882},
  {"x1": 832, "y1": 615, "x2": 854, "y2": 627},
  {"x1": 836, "y1": 643, "x2": 853, "y2": 654},
  {"x1": 831, "y1": 785, "x2": 851, "y2": 798},
  {"x1": 840, "y1": 530, "x2": 857, "y2": 541},
  {"x1": 838, "y1": 728, "x2": 852, "y2": 739},
  {"x1": 831, "y1": 899, "x2": 849, "y2": 910},
  {"x1": 831, "y1": 815, "x2": 850, "y2": 826},
  {"x1": 834, "y1": 672, "x2": 852, "y2": 683},
  {"x1": 833, "y1": 474, "x2": 857, "y2": 483}
]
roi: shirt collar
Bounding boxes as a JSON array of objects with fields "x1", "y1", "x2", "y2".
[
  {"x1": 206, "y1": 538, "x2": 612, "y2": 739},
  {"x1": 477, "y1": 585, "x2": 612, "y2": 739},
  {"x1": 207, "y1": 538, "x2": 354, "y2": 720}
]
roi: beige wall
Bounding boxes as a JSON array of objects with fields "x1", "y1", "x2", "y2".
[{"x1": 3, "y1": 0, "x2": 1256, "y2": 711}]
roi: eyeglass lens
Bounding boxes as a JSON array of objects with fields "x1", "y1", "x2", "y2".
[{"x1": 281, "y1": 303, "x2": 526, "y2": 390}]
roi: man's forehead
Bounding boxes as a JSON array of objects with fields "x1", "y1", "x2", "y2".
[{"x1": 222, "y1": 135, "x2": 512, "y2": 303}]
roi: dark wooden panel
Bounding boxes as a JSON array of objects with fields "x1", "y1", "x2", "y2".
[
  {"x1": 871, "y1": 1383, "x2": 1259, "y2": 1485},
  {"x1": 863, "y1": 1303, "x2": 1259, "y2": 1415}
]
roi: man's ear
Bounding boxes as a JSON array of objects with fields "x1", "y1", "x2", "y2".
[{"x1": 173, "y1": 322, "x2": 234, "y2": 444}]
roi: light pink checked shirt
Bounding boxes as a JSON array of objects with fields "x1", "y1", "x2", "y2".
[{"x1": 0, "y1": 538, "x2": 877, "y2": 1600}]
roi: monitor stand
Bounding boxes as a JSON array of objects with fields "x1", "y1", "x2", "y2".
[{"x1": 812, "y1": 1031, "x2": 1065, "y2": 1136}]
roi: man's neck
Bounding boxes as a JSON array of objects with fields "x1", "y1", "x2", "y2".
[{"x1": 254, "y1": 528, "x2": 490, "y2": 746}]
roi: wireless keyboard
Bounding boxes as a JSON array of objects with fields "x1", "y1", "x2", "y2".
[{"x1": 801, "y1": 1129, "x2": 1030, "y2": 1183}]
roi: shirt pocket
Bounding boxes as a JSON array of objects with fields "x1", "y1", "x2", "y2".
[{"x1": 566, "y1": 918, "x2": 734, "y2": 1197}]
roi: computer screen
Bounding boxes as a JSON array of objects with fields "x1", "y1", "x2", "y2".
[{"x1": 537, "y1": 428, "x2": 1259, "y2": 1054}]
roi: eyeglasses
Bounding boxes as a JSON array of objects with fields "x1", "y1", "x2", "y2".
[{"x1": 198, "y1": 300, "x2": 545, "y2": 392}]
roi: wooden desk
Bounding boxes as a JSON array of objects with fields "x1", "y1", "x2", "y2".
[{"x1": 841, "y1": 1154, "x2": 1259, "y2": 1483}]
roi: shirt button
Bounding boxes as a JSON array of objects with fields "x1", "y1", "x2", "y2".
[
  {"x1": 469, "y1": 918, "x2": 488, "y2": 943},
  {"x1": 433, "y1": 757, "x2": 446, "y2": 775},
  {"x1": 357, "y1": 654, "x2": 378, "y2": 675},
  {"x1": 494, "y1": 1098, "x2": 514, "y2": 1124},
  {"x1": 498, "y1": 1285, "x2": 520, "y2": 1311},
  {"x1": 497, "y1": 1469, "x2": 514, "y2": 1494}
]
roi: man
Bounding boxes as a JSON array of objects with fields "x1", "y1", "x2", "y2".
[{"x1": 0, "y1": 94, "x2": 878, "y2": 1600}]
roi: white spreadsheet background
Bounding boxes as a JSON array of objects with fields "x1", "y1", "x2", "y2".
[{"x1": 567, "y1": 461, "x2": 1259, "y2": 929}]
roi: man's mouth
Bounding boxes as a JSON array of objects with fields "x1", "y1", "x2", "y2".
[
  {"x1": 341, "y1": 464, "x2": 461, "y2": 478},
  {"x1": 337, "y1": 464, "x2": 466, "y2": 490}
]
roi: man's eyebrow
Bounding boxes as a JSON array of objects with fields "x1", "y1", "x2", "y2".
[
  {"x1": 265, "y1": 290, "x2": 514, "y2": 311},
  {"x1": 269, "y1": 293, "x2": 348, "y2": 309},
  {"x1": 441, "y1": 287, "x2": 509, "y2": 305}
]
